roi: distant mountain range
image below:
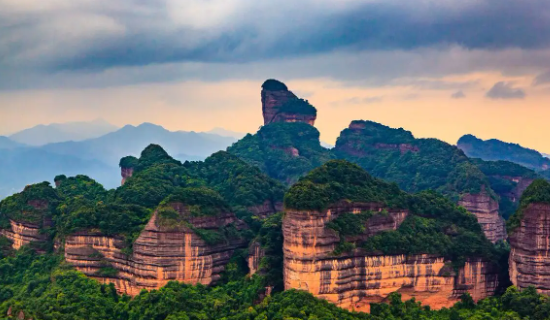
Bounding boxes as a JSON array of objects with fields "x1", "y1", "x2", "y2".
[
  {"x1": 457, "y1": 134, "x2": 550, "y2": 172},
  {"x1": 9, "y1": 119, "x2": 119, "y2": 146},
  {"x1": 0, "y1": 122, "x2": 239, "y2": 199}
]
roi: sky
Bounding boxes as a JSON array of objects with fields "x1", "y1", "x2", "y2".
[{"x1": 1, "y1": 0, "x2": 550, "y2": 151}]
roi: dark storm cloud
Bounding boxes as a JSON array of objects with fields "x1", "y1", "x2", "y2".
[
  {"x1": 1, "y1": 0, "x2": 550, "y2": 73},
  {"x1": 486, "y1": 82, "x2": 526, "y2": 99}
]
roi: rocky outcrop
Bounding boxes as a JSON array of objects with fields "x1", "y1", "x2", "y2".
[
  {"x1": 501, "y1": 176, "x2": 535, "y2": 203},
  {"x1": 65, "y1": 203, "x2": 248, "y2": 295},
  {"x1": 121, "y1": 167, "x2": 134, "y2": 185},
  {"x1": 458, "y1": 191, "x2": 506, "y2": 243},
  {"x1": 247, "y1": 200, "x2": 283, "y2": 219},
  {"x1": 374, "y1": 143, "x2": 419, "y2": 154},
  {"x1": 283, "y1": 202, "x2": 499, "y2": 312},
  {"x1": 509, "y1": 203, "x2": 550, "y2": 293},
  {"x1": 248, "y1": 241, "x2": 265, "y2": 276},
  {"x1": 261, "y1": 80, "x2": 316, "y2": 126},
  {"x1": 0, "y1": 200, "x2": 52, "y2": 251}
]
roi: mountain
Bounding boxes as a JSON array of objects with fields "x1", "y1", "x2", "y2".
[
  {"x1": 9, "y1": 119, "x2": 119, "y2": 146},
  {"x1": 457, "y1": 134, "x2": 550, "y2": 172},
  {"x1": 40, "y1": 122, "x2": 237, "y2": 166},
  {"x1": 0, "y1": 147, "x2": 119, "y2": 199},
  {"x1": 206, "y1": 127, "x2": 247, "y2": 139},
  {"x1": 0, "y1": 136, "x2": 24, "y2": 149}
]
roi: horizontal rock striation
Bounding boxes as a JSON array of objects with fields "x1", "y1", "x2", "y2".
[
  {"x1": 458, "y1": 191, "x2": 506, "y2": 243},
  {"x1": 65, "y1": 203, "x2": 248, "y2": 295},
  {"x1": 1, "y1": 219, "x2": 50, "y2": 250},
  {"x1": 509, "y1": 203, "x2": 550, "y2": 293},
  {"x1": 283, "y1": 202, "x2": 499, "y2": 312},
  {"x1": 261, "y1": 83, "x2": 316, "y2": 126},
  {"x1": 247, "y1": 200, "x2": 283, "y2": 219}
]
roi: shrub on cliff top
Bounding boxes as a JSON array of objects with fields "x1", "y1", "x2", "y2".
[
  {"x1": 0, "y1": 182, "x2": 60, "y2": 226},
  {"x1": 278, "y1": 98, "x2": 317, "y2": 116},
  {"x1": 55, "y1": 175, "x2": 107, "y2": 202},
  {"x1": 261, "y1": 79, "x2": 288, "y2": 91},
  {"x1": 284, "y1": 160, "x2": 407, "y2": 211},
  {"x1": 119, "y1": 155, "x2": 138, "y2": 168},
  {"x1": 159, "y1": 187, "x2": 230, "y2": 217},
  {"x1": 507, "y1": 179, "x2": 550, "y2": 233},
  {"x1": 135, "y1": 144, "x2": 181, "y2": 172}
]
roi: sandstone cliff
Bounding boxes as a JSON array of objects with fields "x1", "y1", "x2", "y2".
[
  {"x1": 458, "y1": 190, "x2": 506, "y2": 243},
  {"x1": 509, "y1": 203, "x2": 550, "y2": 293},
  {"x1": 283, "y1": 202, "x2": 499, "y2": 312},
  {"x1": 261, "y1": 79, "x2": 316, "y2": 126},
  {"x1": 65, "y1": 202, "x2": 248, "y2": 295}
]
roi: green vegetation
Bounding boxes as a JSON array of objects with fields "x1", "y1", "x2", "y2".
[
  {"x1": 326, "y1": 211, "x2": 375, "y2": 237},
  {"x1": 507, "y1": 179, "x2": 550, "y2": 233},
  {"x1": 472, "y1": 158, "x2": 539, "y2": 219},
  {"x1": 335, "y1": 121, "x2": 493, "y2": 200},
  {"x1": 0, "y1": 248, "x2": 549, "y2": 320},
  {"x1": 261, "y1": 79, "x2": 288, "y2": 91},
  {"x1": 160, "y1": 187, "x2": 230, "y2": 217},
  {"x1": 228, "y1": 122, "x2": 333, "y2": 185},
  {"x1": 119, "y1": 155, "x2": 138, "y2": 168},
  {"x1": 0, "y1": 182, "x2": 60, "y2": 228},
  {"x1": 285, "y1": 160, "x2": 407, "y2": 211},
  {"x1": 135, "y1": 144, "x2": 181, "y2": 172},
  {"x1": 56, "y1": 175, "x2": 108, "y2": 202},
  {"x1": 278, "y1": 98, "x2": 317, "y2": 116},
  {"x1": 458, "y1": 134, "x2": 550, "y2": 172}
]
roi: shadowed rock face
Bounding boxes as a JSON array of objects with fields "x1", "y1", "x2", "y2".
[
  {"x1": 64, "y1": 202, "x2": 247, "y2": 295},
  {"x1": 458, "y1": 191, "x2": 506, "y2": 243},
  {"x1": 261, "y1": 81, "x2": 316, "y2": 126},
  {"x1": 283, "y1": 202, "x2": 499, "y2": 312},
  {"x1": 120, "y1": 167, "x2": 134, "y2": 185},
  {"x1": 509, "y1": 203, "x2": 550, "y2": 293}
]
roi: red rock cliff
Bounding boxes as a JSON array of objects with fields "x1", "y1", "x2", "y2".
[
  {"x1": 121, "y1": 167, "x2": 134, "y2": 185},
  {"x1": 283, "y1": 202, "x2": 499, "y2": 312},
  {"x1": 509, "y1": 203, "x2": 550, "y2": 293},
  {"x1": 458, "y1": 190, "x2": 506, "y2": 243},
  {"x1": 65, "y1": 202, "x2": 247, "y2": 295},
  {"x1": 1, "y1": 200, "x2": 52, "y2": 252},
  {"x1": 261, "y1": 79, "x2": 316, "y2": 126}
]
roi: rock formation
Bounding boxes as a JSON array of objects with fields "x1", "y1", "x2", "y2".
[
  {"x1": 509, "y1": 202, "x2": 550, "y2": 293},
  {"x1": 261, "y1": 79, "x2": 316, "y2": 126},
  {"x1": 119, "y1": 155, "x2": 137, "y2": 185},
  {"x1": 65, "y1": 202, "x2": 248, "y2": 295},
  {"x1": 458, "y1": 190, "x2": 506, "y2": 243},
  {"x1": 283, "y1": 201, "x2": 499, "y2": 312},
  {"x1": 1, "y1": 219, "x2": 50, "y2": 251}
]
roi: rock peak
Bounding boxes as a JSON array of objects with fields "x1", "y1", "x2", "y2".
[{"x1": 261, "y1": 79, "x2": 316, "y2": 126}]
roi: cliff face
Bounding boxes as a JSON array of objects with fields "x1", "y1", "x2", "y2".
[
  {"x1": 509, "y1": 203, "x2": 550, "y2": 293},
  {"x1": 283, "y1": 203, "x2": 499, "y2": 312},
  {"x1": 65, "y1": 203, "x2": 248, "y2": 295},
  {"x1": 1, "y1": 200, "x2": 52, "y2": 251},
  {"x1": 121, "y1": 167, "x2": 134, "y2": 185},
  {"x1": 261, "y1": 82, "x2": 316, "y2": 126},
  {"x1": 458, "y1": 191, "x2": 506, "y2": 243},
  {"x1": 247, "y1": 200, "x2": 283, "y2": 219}
]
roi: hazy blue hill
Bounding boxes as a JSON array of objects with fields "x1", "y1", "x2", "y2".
[
  {"x1": 0, "y1": 148, "x2": 119, "y2": 199},
  {"x1": 206, "y1": 127, "x2": 247, "y2": 139},
  {"x1": 40, "y1": 123, "x2": 237, "y2": 165},
  {"x1": 0, "y1": 136, "x2": 24, "y2": 149},
  {"x1": 9, "y1": 119, "x2": 119, "y2": 146},
  {"x1": 458, "y1": 134, "x2": 550, "y2": 172}
]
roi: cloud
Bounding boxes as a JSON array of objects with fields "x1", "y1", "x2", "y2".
[
  {"x1": 331, "y1": 96, "x2": 383, "y2": 107},
  {"x1": 486, "y1": 82, "x2": 526, "y2": 99},
  {"x1": 533, "y1": 71, "x2": 550, "y2": 86},
  {"x1": 1, "y1": 0, "x2": 550, "y2": 77},
  {"x1": 451, "y1": 91, "x2": 466, "y2": 99}
]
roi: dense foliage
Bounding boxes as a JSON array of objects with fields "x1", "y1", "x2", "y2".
[
  {"x1": 278, "y1": 98, "x2": 317, "y2": 116},
  {"x1": 507, "y1": 179, "x2": 550, "y2": 233},
  {"x1": 119, "y1": 156, "x2": 139, "y2": 169},
  {"x1": 285, "y1": 160, "x2": 407, "y2": 211},
  {"x1": 261, "y1": 79, "x2": 288, "y2": 91},
  {"x1": 472, "y1": 158, "x2": 539, "y2": 219},
  {"x1": 335, "y1": 121, "x2": 494, "y2": 200},
  {"x1": 228, "y1": 122, "x2": 333, "y2": 184},
  {"x1": 0, "y1": 182, "x2": 60, "y2": 228},
  {"x1": 0, "y1": 248, "x2": 549, "y2": 320},
  {"x1": 458, "y1": 134, "x2": 550, "y2": 172}
]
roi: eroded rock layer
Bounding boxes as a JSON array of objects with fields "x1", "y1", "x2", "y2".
[
  {"x1": 509, "y1": 203, "x2": 550, "y2": 293},
  {"x1": 1, "y1": 220, "x2": 49, "y2": 250},
  {"x1": 261, "y1": 86, "x2": 315, "y2": 126},
  {"x1": 283, "y1": 203, "x2": 499, "y2": 312},
  {"x1": 458, "y1": 191, "x2": 506, "y2": 243},
  {"x1": 65, "y1": 203, "x2": 247, "y2": 295}
]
